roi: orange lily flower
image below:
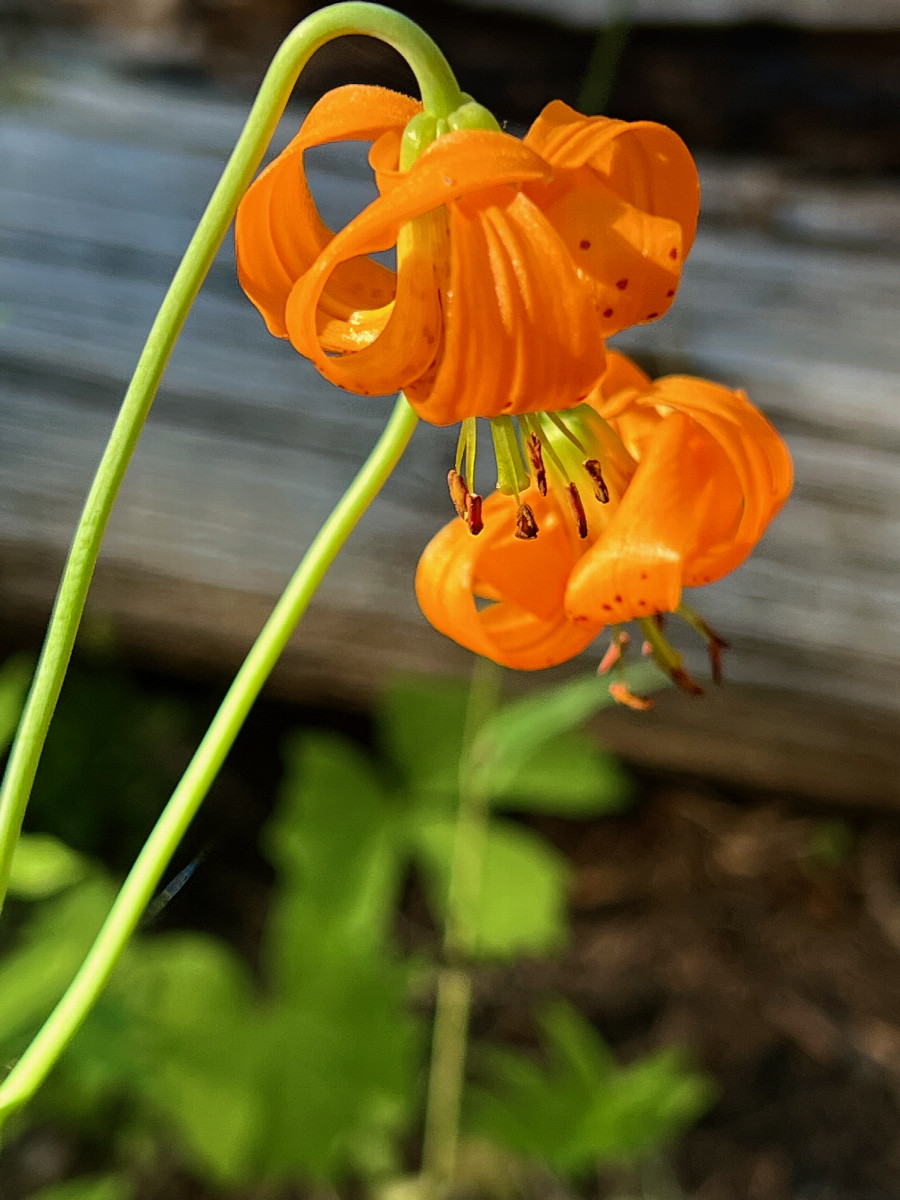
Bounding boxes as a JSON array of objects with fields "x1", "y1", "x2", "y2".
[
  {"x1": 416, "y1": 353, "x2": 792, "y2": 681},
  {"x1": 236, "y1": 86, "x2": 699, "y2": 425}
]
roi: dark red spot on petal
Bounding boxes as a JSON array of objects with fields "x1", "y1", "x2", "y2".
[
  {"x1": 645, "y1": 312, "x2": 659, "y2": 319},
  {"x1": 615, "y1": 278, "x2": 629, "y2": 290},
  {"x1": 666, "y1": 289, "x2": 675, "y2": 297},
  {"x1": 614, "y1": 594, "x2": 623, "y2": 603},
  {"x1": 640, "y1": 572, "x2": 648, "y2": 580},
  {"x1": 669, "y1": 248, "x2": 678, "y2": 260},
  {"x1": 602, "y1": 307, "x2": 614, "y2": 318},
  {"x1": 579, "y1": 239, "x2": 591, "y2": 250},
  {"x1": 601, "y1": 603, "x2": 613, "y2": 612}
]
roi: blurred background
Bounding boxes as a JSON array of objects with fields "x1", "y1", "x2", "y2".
[{"x1": 1, "y1": 0, "x2": 900, "y2": 1197}]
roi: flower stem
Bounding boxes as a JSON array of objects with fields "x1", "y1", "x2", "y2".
[
  {"x1": 0, "y1": 1, "x2": 460, "y2": 915},
  {"x1": 0, "y1": 393, "x2": 418, "y2": 1130},
  {"x1": 420, "y1": 657, "x2": 503, "y2": 1192}
]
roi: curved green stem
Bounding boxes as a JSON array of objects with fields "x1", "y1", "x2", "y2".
[
  {"x1": 421, "y1": 657, "x2": 503, "y2": 1191},
  {"x1": 0, "y1": 2, "x2": 462, "y2": 914},
  {"x1": 0, "y1": 394, "x2": 418, "y2": 1127}
]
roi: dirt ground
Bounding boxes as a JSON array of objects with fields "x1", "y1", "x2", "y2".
[{"x1": 509, "y1": 784, "x2": 900, "y2": 1199}]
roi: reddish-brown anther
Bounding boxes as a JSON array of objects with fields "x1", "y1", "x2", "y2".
[
  {"x1": 464, "y1": 491, "x2": 484, "y2": 535},
  {"x1": 564, "y1": 482, "x2": 588, "y2": 539},
  {"x1": 515, "y1": 503, "x2": 540, "y2": 540},
  {"x1": 526, "y1": 433, "x2": 548, "y2": 496},
  {"x1": 447, "y1": 468, "x2": 469, "y2": 519},
  {"x1": 583, "y1": 458, "x2": 610, "y2": 503}
]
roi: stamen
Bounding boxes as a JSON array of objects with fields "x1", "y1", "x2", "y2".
[
  {"x1": 608, "y1": 681, "x2": 655, "y2": 710},
  {"x1": 530, "y1": 414, "x2": 571, "y2": 490},
  {"x1": 564, "y1": 482, "x2": 588, "y2": 539},
  {"x1": 545, "y1": 409, "x2": 588, "y2": 454},
  {"x1": 490, "y1": 415, "x2": 530, "y2": 498},
  {"x1": 598, "y1": 629, "x2": 630, "y2": 675},
  {"x1": 454, "y1": 424, "x2": 467, "y2": 477},
  {"x1": 514, "y1": 503, "x2": 539, "y2": 540},
  {"x1": 464, "y1": 491, "x2": 483, "y2": 535},
  {"x1": 447, "y1": 468, "x2": 468, "y2": 520},
  {"x1": 461, "y1": 417, "x2": 478, "y2": 492},
  {"x1": 639, "y1": 615, "x2": 703, "y2": 695},
  {"x1": 677, "y1": 603, "x2": 730, "y2": 684},
  {"x1": 526, "y1": 432, "x2": 548, "y2": 497},
  {"x1": 708, "y1": 640, "x2": 726, "y2": 685},
  {"x1": 583, "y1": 459, "x2": 609, "y2": 503}
]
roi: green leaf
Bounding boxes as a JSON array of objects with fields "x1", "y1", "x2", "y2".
[
  {"x1": 568, "y1": 1046, "x2": 715, "y2": 1167},
  {"x1": 376, "y1": 675, "x2": 471, "y2": 798},
  {"x1": 412, "y1": 818, "x2": 569, "y2": 958},
  {"x1": 111, "y1": 933, "x2": 261, "y2": 1187},
  {"x1": 24, "y1": 1175, "x2": 134, "y2": 1200},
  {"x1": 263, "y1": 732, "x2": 404, "y2": 994},
  {"x1": 0, "y1": 876, "x2": 115, "y2": 1056},
  {"x1": 489, "y1": 730, "x2": 633, "y2": 816},
  {"x1": 472, "y1": 663, "x2": 664, "y2": 800},
  {"x1": 0, "y1": 652, "x2": 32, "y2": 753},
  {"x1": 466, "y1": 1001, "x2": 713, "y2": 1176},
  {"x1": 7, "y1": 833, "x2": 89, "y2": 899},
  {"x1": 253, "y1": 954, "x2": 423, "y2": 1184}
]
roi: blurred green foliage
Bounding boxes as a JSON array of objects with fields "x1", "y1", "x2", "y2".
[{"x1": 0, "y1": 660, "x2": 711, "y2": 1196}]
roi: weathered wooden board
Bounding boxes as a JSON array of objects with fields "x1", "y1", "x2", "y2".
[
  {"x1": 458, "y1": 0, "x2": 900, "y2": 28},
  {"x1": 1, "y1": 71, "x2": 899, "y2": 804}
]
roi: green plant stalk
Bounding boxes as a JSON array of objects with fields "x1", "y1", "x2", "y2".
[
  {"x1": 0, "y1": 392, "x2": 419, "y2": 1129},
  {"x1": 576, "y1": 0, "x2": 635, "y2": 115},
  {"x1": 0, "y1": 1, "x2": 465, "y2": 915},
  {"x1": 421, "y1": 658, "x2": 503, "y2": 1189}
]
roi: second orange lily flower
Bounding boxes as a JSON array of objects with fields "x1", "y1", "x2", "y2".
[
  {"x1": 415, "y1": 354, "x2": 793, "y2": 678},
  {"x1": 236, "y1": 85, "x2": 700, "y2": 425}
]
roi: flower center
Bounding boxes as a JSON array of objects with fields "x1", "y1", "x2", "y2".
[{"x1": 446, "y1": 404, "x2": 637, "y2": 542}]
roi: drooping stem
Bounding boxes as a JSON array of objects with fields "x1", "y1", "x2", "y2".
[
  {"x1": 0, "y1": 394, "x2": 419, "y2": 1128},
  {"x1": 0, "y1": 2, "x2": 463, "y2": 913},
  {"x1": 421, "y1": 657, "x2": 503, "y2": 1191}
]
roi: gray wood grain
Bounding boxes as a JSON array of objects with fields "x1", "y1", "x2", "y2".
[
  {"x1": 2, "y1": 72, "x2": 899, "y2": 804},
  {"x1": 456, "y1": 0, "x2": 900, "y2": 29}
]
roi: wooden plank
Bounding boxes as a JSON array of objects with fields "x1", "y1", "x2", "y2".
[
  {"x1": 457, "y1": 0, "x2": 900, "y2": 29},
  {"x1": 1, "y1": 74, "x2": 899, "y2": 803}
]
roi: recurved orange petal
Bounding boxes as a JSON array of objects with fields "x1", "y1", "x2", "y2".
[
  {"x1": 416, "y1": 491, "x2": 604, "y2": 670},
  {"x1": 524, "y1": 101, "x2": 700, "y2": 256},
  {"x1": 405, "y1": 187, "x2": 607, "y2": 424},
  {"x1": 235, "y1": 85, "x2": 418, "y2": 338},
  {"x1": 565, "y1": 412, "x2": 722, "y2": 625},
  {"x1": 285, "y1": 130, "x2": 560, "y2": 404},
  {"x1": 524, "y1": 101, "x2": 700, "y2": 333},
  {"x1": 614, "y1": 376, "x2": 793, "y2": 576}
]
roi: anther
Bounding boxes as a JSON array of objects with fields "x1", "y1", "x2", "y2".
[
  {"x1": 708, "y1": 638, "x2": 727, "y2": 684},
  {"x1": 598, "y1": 631, "x2": 630, "y2": 675},
  {"x1": 447, "y1": 468, "x2": 468, "y2": 520},
  {"x1": 671, "y1": 668, "x2": 704, "y2": 697},
  {"x1": 564, "y1": 483, "x2": 588, "y2": 539},
  {"x1": 514, "y1": 503, "x2": 539, "y2": 540},
  {"x1": 608, "y1": 681, "x2": 654, "y2": 710},
  {"x1": 583, "y1": 459, "x2": 609, "y2": 504},
  {"x1": 526, "y1": 433, "x2": 548, "y2": 497},
  {"x1": 464, "y1": 492, "x2": 483, "y2": 535}
]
